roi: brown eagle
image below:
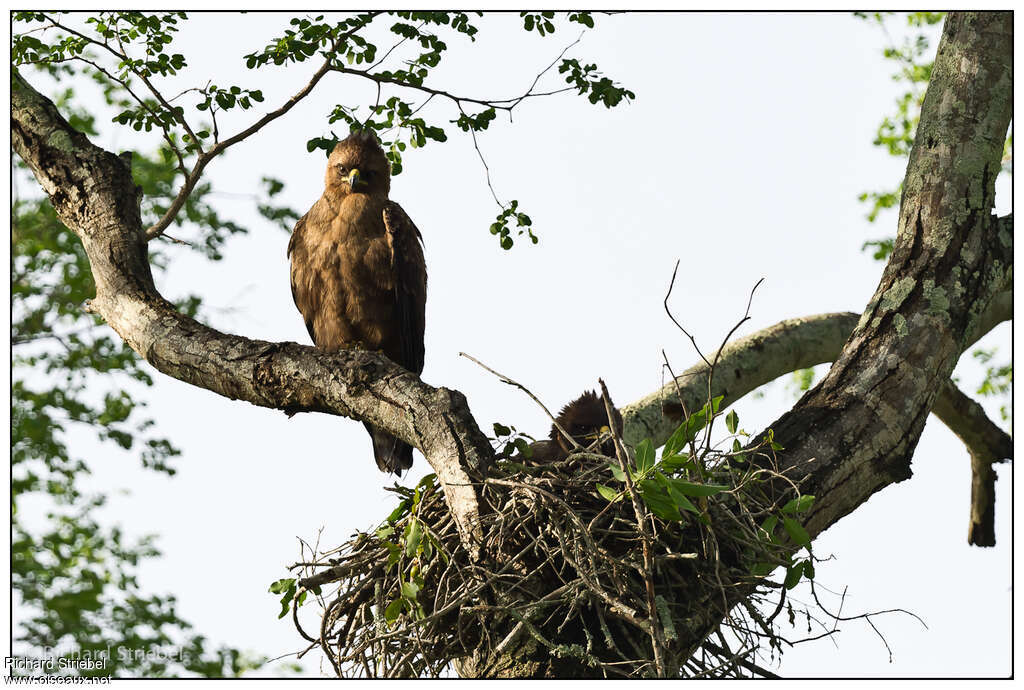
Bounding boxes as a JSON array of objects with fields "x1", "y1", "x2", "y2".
[
  {"x1": 528, "y1": 390, "x2": 624, "y2": 464},
  {"x1": 287, "y1": 130, "x2": 427, "y2": 474}
]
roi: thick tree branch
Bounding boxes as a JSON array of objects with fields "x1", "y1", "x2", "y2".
[
  {"x1": 11, "y1": 68, "x2": 492, "y2": 555},
  {"x1": 623, "y1": 284, "x2": 1010, "y2": 448},
  {"x1": 13, "y1": 55, "x2": 1011, "y2": 555},
  {"x1": 607, "y1": 15, "x2": 1013, "y2": 673},
  {"x1": 623, "y1": 312, "x2": 861, "y2": 447}
]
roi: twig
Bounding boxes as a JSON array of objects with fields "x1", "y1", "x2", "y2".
[
  {"x1": 599, "y1": 378, "x2": 667, "y2": 676},
  {"x1": 144, "y1": 13, "x2": 381, "y2": 239},
  {"x1": 702, "y1": 640, "x2": 780, "y2": 679},
  {"x1": 663, "y1": 259, "x2": 712, "y2": 368},
  {"x1": 700, "y1": 277, "x2": 764, "y2": 454},
  {"x1": 459, "y1": 351, "x2": 582, "y2": 452}
]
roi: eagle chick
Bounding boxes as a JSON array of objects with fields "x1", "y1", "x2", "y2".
[{"x1": 528, "y1": 390, "x2": 624, "y2": 464}]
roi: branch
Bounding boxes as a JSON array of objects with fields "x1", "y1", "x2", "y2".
[
  {"x1": 332, "y1": 31, "x2": 582, "y2": 116},
  {"x1": 930, "y1": 381, "x2": 1012, "y2": 547},
  {"x1": 623, "y1": 281, "x2": 1011, "y2": 450},
  {"x1": 12, "y1": 16, "x2": 1013, "y2": 673},
  {"x1": 624, "y1": 278, "x2": 1010, "y2": 547},
  {"x1": 11, "y1": 68, "x2": 492, "y2": 556},
  {"x1": 144, "y1": 14, "x2": 381, "y2": 240},
  {"x1": 144, "y1": 12, "x2": 577, "y2": 241}
]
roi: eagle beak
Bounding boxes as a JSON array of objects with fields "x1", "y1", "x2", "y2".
[{"x1": 347, "y1": 168, "x2": 365, "y2": 190}]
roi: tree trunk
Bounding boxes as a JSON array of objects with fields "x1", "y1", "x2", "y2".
[{"x1": 767, "y1": 11, "x2": 1011, "y2": 539}]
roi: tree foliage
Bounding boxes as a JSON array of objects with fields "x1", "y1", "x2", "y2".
[
  {"x1": 11, "y1": 42, "x2": 296, "y2": 679},
  {"x1": 13, "y1": 10, "x2": 632, "y2": 250}
]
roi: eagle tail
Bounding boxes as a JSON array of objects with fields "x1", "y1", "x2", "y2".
[{"x1": 364, "y1": 422, "x2": 414, "y2": 475}]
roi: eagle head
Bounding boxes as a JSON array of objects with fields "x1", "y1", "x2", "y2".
[{"x1": 325, "y1": 129, "x2": 391, "y2": 199}]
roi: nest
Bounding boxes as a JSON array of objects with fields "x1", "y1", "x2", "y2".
[{"x1": 288, "y1": 425, "x2": 811, "y2": 678}]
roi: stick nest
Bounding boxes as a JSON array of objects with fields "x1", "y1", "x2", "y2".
[{"x1": 289, "y1": 430, "x2": 809, "y2": 678}]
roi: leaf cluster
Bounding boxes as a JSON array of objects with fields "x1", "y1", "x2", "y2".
[
  {"x1": 559, "y1": 58, "x2": 636, "y2": 108},
  {"x1": 489, "y1": 200, "x2": 536, "y2": 250}
]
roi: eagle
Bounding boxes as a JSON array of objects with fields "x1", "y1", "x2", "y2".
[
  {"x1": 287, "y1": 130, "x2": 427, "y2": 474},
  {"x1": 527, "y1": 390, "x2": 624, "y2": 464}
]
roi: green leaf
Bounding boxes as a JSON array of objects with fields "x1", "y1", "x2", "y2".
[
  {"x1": 781, "y1": 494, "x2": 815, "y2": 515},
  {"x1": 731, "y1": 438, "x2": 747, "y2": 464},
  {"x1": 275, "y1": 580, "x2": 297, "y2": 619},
  {"x1": 493, "y1": 422, "x2": 512, "y2": 437},
  {"x1": 401, "y1": 580, "x2": 420, "y2": 600},
  {"x1": 268, "y1": 578, "x2": 296, "y2": 595},
  {"x1": 759, "y1": 515, "x2": 778, "y2": 542},
  {"x1": 608, "y1": 462, "x2": 626, "y2": 482},
  {"x1": 784, "y1": 563, "x2": 803, "y2": 590},
  {"x1": 384, "y1": 597, "x2": 403, "y2": 624},
  {"x1": 802, "y1": 559, "x2": 815, "y2": 580},
  {"x1": 662, "y1": 396, "x2": 722, "y2": 457},
  {"x1": 639, "y1": 479, "x2": 683, "y2": 521},
  {"x1": 783, "y1": 517, "x2": 811, "y2": 547},
  {"x1": 634, "y1": 438, "x2": 654, "y2": 475},
  {"x1": 404, "y1": 518, "x2": 423, "y2": 557},
  {"x1": 596, "y1": 483, "x2": 621, "y2": 502},
  {"x1": 664, "y1": 478, "x2": 728, "y2": 497},
  {"x1": 387, "y1": 498, "x2": 412, "y2": 524},
  {"x1": 664, "y1": 483, "x2": 700, "y2": 515},
  {"x1": 660, "y1": 452, "x2": 693, "y2": 474},
  {"x1": 725, "y1": 409, "x2": 738, "y2": 434},
  {"x1": 417, "y1": 473, "x2": 437, "y2": 492},
  {"x1": 662, "y1": 417, "x2": 696, "y2": 458}
]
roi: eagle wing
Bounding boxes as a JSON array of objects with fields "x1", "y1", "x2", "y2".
[
  {"x1": 287, "y1": 212, "x2": 326, "y2": 345},
  {"x1": 382, "y1": 201, "x2": 427, "y2": 375}
]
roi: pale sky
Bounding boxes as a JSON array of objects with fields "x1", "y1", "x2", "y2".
[{"x1": 10, "y1": 11, "x2": 1013, "y2": 678}]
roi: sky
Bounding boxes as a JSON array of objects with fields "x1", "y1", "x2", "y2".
[{"x1": 9, "y1": 11, "x2": 1013, "y2": 679}]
